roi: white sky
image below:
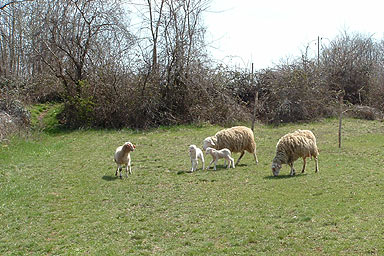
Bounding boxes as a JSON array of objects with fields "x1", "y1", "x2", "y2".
[{"x1": 205, "y1": 0, "x2": 384, "y2": 70}]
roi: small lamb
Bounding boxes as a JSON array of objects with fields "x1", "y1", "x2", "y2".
[
  {"x1": 189, "y1": 145, "x2": 205, "y2": 172},
  {"x1": 114, "y1": 141, "x2": 136, "y2": 178},
  {"x1": 205, "y1": 147, "x2": 235, "y2": 171}
]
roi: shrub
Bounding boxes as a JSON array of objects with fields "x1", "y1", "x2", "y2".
[{"x1": 0, "y1": 79, "x2": 31, "y2": 140}]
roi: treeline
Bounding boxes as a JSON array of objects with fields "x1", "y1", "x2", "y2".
[{"x1": 1, "y1": 0, "x2": 383, "y2": 130}]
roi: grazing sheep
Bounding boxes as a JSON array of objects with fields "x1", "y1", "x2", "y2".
[
  {"x1": 205, "y1": 147, "x2": 235, "y2": 170},
  {"x1": 271, "y1": 129, "x2": 319, "y2": 176},
  {"x1": 189, "y1": 144, "x2": 205, "y2": 172},
  {"x1": 202, "y1": 126, "x2": 258, "y2": 166},
  {"x1": 114, "y1": 141, "x2": 136, "y2": 178}
]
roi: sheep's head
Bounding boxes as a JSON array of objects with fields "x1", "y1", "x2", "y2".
[
  {"x1": 271, "y1": 160, "x2": 282, "y2": 176},
  {"x1": 123, "y1": 142, "x2": 136, "y2": 152},
  {"x1": 203, "y1": 137, "x2": 215, "y2": 151}
]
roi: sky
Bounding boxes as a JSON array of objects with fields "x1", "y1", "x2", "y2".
[{"x1": 204, "y1": 0, "x2": 384, "y2": 70}]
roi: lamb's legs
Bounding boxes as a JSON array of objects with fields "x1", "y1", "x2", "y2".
[
  {"x1": 191, "y1": 159, "x2": 196, "y2": 172},
  {"x1": 207, "y1": 159, "x2": 215, "y2": 170},
  {"x1": 115, "y1": 165, "x2": 122, "y2": 178},
  {"x1": 125, "y1": 166, "x2": 129, "y2": 177},
  {"x1": 226, "y1": 157, "x2": 234, "y2": 169},
  {"x1": 230, "y1": 156, "x2": 235, "y2": 168},
  {"x1": 315, "y1": 156, "x2": 319, "y2": 173},
  {"x1": 201, "y1": 158, "x2": 205, "y2": 171},
  {"x1": 235, "y1": 151, "x2": 245, "y2": 166}
]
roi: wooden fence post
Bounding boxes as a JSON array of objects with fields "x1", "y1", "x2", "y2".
[
  {"x1": 338, "y1": 93, "x2": 343, "y2": 148},
  {"x1": 251, "y1": 63, "x2": 257, "y2": 132}
]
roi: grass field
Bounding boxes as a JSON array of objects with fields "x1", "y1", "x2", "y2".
[{"x1": 1, "y1": 114, "x2": 384, "y2": 255}]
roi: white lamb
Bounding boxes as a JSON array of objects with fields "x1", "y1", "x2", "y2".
[
  {"x1": 271, "y1": 130, "x2": 319, "y2": 176},
  {"x1": 114, "y1": 141, "x2": 136, "y2": 178},
  {"x1": 188, "y1": 145, "x2": 205, "y2": 172},
  {"x1": 205, "y1": 147, "x2": 235, "y2": 170}
]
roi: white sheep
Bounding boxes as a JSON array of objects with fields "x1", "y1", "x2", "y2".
[
  {"x1": 114, "y1": 141, "x2": 136, "y2": 178},
  {"x1": 188, "y1": 144, "x2": 205, "y2": 172},
  {"x1": 205, "y1": 147, "x2": 235, "y2": 170},
  {"x1": 203, "y1": 126, "x2": 258, "y2": 166},
  {"x1": 271, "y1": 129, "x2": 319, "y2": 176}
]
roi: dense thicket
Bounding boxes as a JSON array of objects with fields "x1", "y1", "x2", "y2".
[{"x1": 1, "y1": 0, "x2": 383, "y2": 130}]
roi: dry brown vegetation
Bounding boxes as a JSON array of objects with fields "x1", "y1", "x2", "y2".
[{"x1": 1, "y1": 1, "x2": 383, "y2": 131}]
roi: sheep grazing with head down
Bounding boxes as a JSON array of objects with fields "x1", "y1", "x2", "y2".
[
  {"x1": 205, "y1": 147, "x2": 235, "y2": 170},
  {"x1": 271, "y1": 129, "x2": 319, "y2": 176},
  {"x1": 203, "y1": 126, "x2": 258, "y2": 166},
  {"x1": 189, "y1": 144, "x2": 205, "y2": 172},
  {"x1": 114, "y1": 141, "x2": 136, "y2": 178}
]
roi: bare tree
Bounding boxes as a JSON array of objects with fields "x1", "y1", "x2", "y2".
[
  {"x1": 29, "y1": 0, "x2": 132, "y2": 98},
  {"x1": 321, "y1": 31, "x2": 379, "y2": 147}
]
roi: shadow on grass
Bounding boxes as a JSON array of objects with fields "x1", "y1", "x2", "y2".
[
  {"x1": 102, "y1": 175, "x2": 120, "y2": 181},
  {"x1": 177, "y1": 166, "x2": 232, "y2": 175},
  {"x1": 263, "y1": 173, "x2": 308, "y2": 180}
]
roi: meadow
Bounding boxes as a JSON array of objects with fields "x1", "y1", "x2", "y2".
[{"x1": 1, "y1": 113, "x2": 384, "y2": 255}]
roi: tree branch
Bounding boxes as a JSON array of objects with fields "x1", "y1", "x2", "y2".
[{"x1": 0, "y1": 0, "x2": 33, "y2": 10}]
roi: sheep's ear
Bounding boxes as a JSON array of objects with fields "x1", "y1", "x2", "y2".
[{"x1": 210, "y1": 138, "x2": 215, "y2": 146}]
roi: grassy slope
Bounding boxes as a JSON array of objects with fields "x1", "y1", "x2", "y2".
[{"x1": 1, "y1": 117, "x2": 384, "y2": 255}]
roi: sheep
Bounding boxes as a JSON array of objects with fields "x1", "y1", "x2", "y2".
[
  {"x1": 188, "y1": 144, "x2": 205, "y2": 172},
  {"x1": 202, "y1": 126, "x2": 258, "y2": 166},
  {"x1": 271, "y1": 129, "x2": 319, "y2": 176},
  {"x1": 205, "y1": 147, "x2": 235, "y2": 170},
  {"x1": 114, "y1": 141, "x2": 136, "y2": 178}
]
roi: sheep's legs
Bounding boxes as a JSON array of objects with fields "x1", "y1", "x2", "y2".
[
  {"x1": 201, "y1": 159, "x2": 205, "y2": 171},
  {"x1": 235, "y1": 151, "x2": 245, "y2": 166},
  {"x1": 301, "y1": 158, "x2": 307, "y2": 173},
  {"x1": 253, "y1": 148, "x2": 259, "y2": 164},
  {"x1": 289, "y1": 162, "x2": 296, "y2": 176},
  {"x1": 315, "y1": 156, "x2": 319, "y2": 173}
]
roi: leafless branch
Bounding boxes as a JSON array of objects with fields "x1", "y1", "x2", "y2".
[{"x1": 0, "y1": 0, "x2": 33, "y2": 10}]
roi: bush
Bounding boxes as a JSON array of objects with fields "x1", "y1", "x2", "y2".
[
  {"x1": 347, "y1": 105, "x2": 384, "y2": 120},
  {"x1": 0, "y1": 79, "x2": 31, "y2": 140},
  {"x1": 55, "y1": 64, "x2": 252, "y2": 129}
]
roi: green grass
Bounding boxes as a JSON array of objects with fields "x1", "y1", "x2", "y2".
[
  {"x1": 1, "y1": 118, "x2": 384, "y2": 255},
  {"x1": 28, "y1": 103, "x2": 64, "y2": 132}
]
